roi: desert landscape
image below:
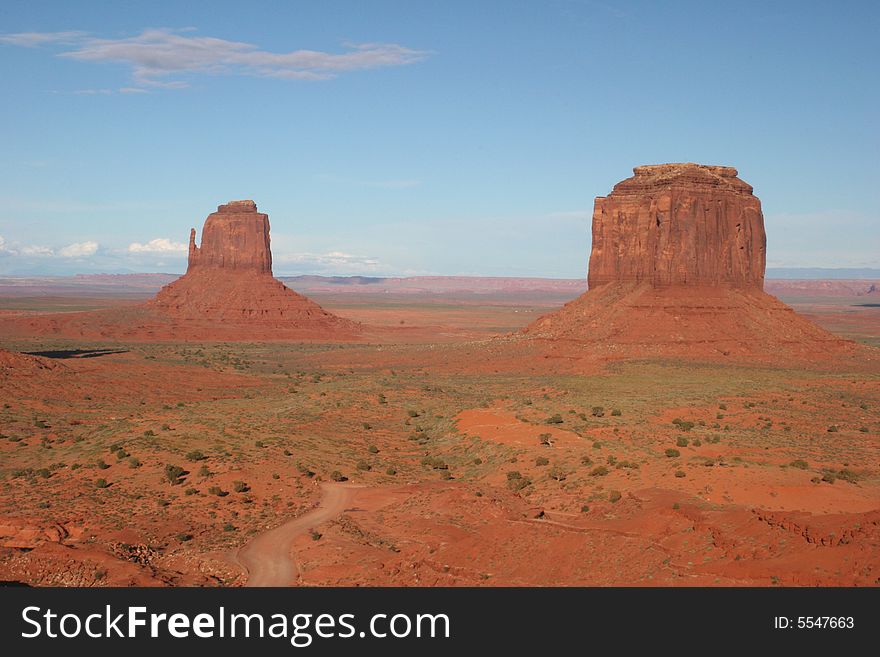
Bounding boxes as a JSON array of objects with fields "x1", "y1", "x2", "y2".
[{"x1": 1, "y1": 164, "x2": 877, "y2": 587}]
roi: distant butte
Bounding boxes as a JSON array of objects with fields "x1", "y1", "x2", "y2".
[
  {"x1": 5, "y1": 201, "x2": 360, "y2": 342},
  {"x1": 525, "y1": 163, "x2": 854, "y2": 362},
  {"x1": 144, "y1": 200, "x2": 359, "y2": 335}
]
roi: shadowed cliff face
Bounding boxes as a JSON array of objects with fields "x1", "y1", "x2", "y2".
[
  {"x1": 587, "y1": 163, "x2": 766, "y2": 289},
  {"x1": 187, "y1": 200, "x2": 273, "y2": 274}
]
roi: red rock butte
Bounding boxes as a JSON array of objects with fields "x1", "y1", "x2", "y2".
[
  {"x1": 3, "y1": 200, "x2": 361, "y2": 341},
  {"x1": 146, "y1": 200, "x2": 358, "y2": 337},
  {"x1": 525, "y1": 163, "x2": 854, "y2": 362},
  {"x1": 589, "y1": 164, "x2": 765, "y2": 289}
]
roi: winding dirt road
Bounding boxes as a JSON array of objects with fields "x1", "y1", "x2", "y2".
[{"x1": 237, "y1": 483, "x2": 359, "y2": 587}]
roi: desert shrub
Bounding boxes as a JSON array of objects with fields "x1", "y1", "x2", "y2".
[
  {"x1": 184, "y1": 487, "x2": 197, "y2": 496},
  {"x1": 665, "y1": 448, "x2": 681, "y2": 458},
  {"x1": 35, "y1": 468, "x2": 51, "y2": 479},
  {"x1": 115, "y1": 449, "x2": 130, "y2": 460},
  {"x1": 589, "y1": 465, "x2": 609, "y2": 477},
  {"x1": 580, "y1": 455, "x2": 593, "y2": 466},
  {"x1": 368, "y1": 445, "x2": 379, "y2": 453},
  {"x1": 507, "y1": 475, "x2": 531, "y2": 492},
  {"x1": 198, "y1": 465, "x2": 211, "y2": 477},
  {"x1": 827, "y1": 426, "x2": 838, "y2": 433},
  {"x1": 407, "y1": 410, "x2": 420, "y2": 418},
  {"x1": 549, "y1": 466, "x2": 567, "y2": 481},
  {"x1": 581, "y1": 505, "x2": 590, "y2": 513},
  {"x1": 165, "y1": 464, "x2": 186, "y2": 485},
  {"x1": 535, "y1": 456, "x2": 549, "y2": 466},
  {"x1": 362, "y1": 423, "x2": 372, "y2": 430},
  {"x1": 789, "y1": 459, "x2": 809, "y2": 470},
  {"x1": 143, "y1": 430, "x2": 155, "y2": 437},
  {"x1": 208, "y1": 486, "x2": 228, "y2": 497},
  {"x1": 676, "y1": 437, "x2": 689, "y2": 448},
  {"x1": 127, "y1": 457, "x2": 141, "y2": 469},
  {"x1": 356, "y1": 460, "x2": 372, "y2": 471},
  {"x1": 672, "y1": 419, "x2": 695, "y2": 431},
  {"x1": 473, "y1": 457, "x2": 483, "y2": 465},
  {"x1": 545, "y1": 414, "x2": 563, "y2": 425},
  {"x1": 310, "y1": 530, "x2": 322, "y2": 541},
  {"x1": 674, "y1": 470, "x2": 686, "y2": 478},
  {"x1": 538, "y1": 433, "x2": 552, "y2": 446},
  {"x1": 692, "y1": 439, "x2": 702, "y2": 446},
  {"x1": 592, "y1": 441, "x2": 602, "y2": 449},
  {"x1": 232, "y1": 480, "x2": 249, "y2": 493},
  {"x1": 821, "y1": 472, "x2": 836, "y2": 484},
  {"x1": 719, "y1": 403, "x2": 727, "y2": 410},
  {"x1": 385, "y1": 468, "x2": 397, "y2": 476},
  {"x1": 296, "y1": 463, "x2": 315, "y2": 477},
  {"x1": 377, "y1": 394, "x2": 387, "y2": 404},
  {"x1": 421, "y1": 457, "x2": 448, "y2": 470},
  {"x1": 611, "y1": 409, "x2": 622, "y2": 417},
  {"x1": 440, "y1": 471, "x2": 453, "y2": 480},
  {"x1": 254, "y1": 440, "x2": 265, "y2": 447},
  {"x1": 507, "y1": 471, "x2": 523, "y2": 481},
  {"x1": 608, "y1": 490, "x2": 622, "y2": 503},
  {"x1": 223, "y1": 523, "x2": 236, "y2": 532},
  {"x1": 96, "y1": 459, "x2": 110, "y2": 470},
  {"x1": 837, "y1": 469, "x2": 859, "y2": 483},
  {"x1": 591, "y1": 406, "x2": 605, "y2": 418},
  {"x1": 186, "y1": 450, "x2": 206, "y2": 462},
  {"x1": 331, "y1": 470, "x2": 348, "y2": 482},
  {"x1": 177, "y1": 533, "x2": 193, "y2": 542},
  {"x1": 95, "y1": 478, "x2": 109, "y2": 489},
  {"x1": 859, "y1": 427, "x2": 869, "y2": 433}
]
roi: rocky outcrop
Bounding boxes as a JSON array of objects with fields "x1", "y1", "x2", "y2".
[
  {"x1": 187, "y1": 200, "x2": 272, "y2": 274},
  {"x1": 588, "y1": 164, "x2": 765, "y2": 289},
  {"x1": 145, "y1": 201, "x2": 359, "y2": 338},
  {"x1": 525, "y1": 163, "x2": 857, "y2": 363}
]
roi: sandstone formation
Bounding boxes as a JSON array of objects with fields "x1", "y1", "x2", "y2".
[
  {"x1": 525, "y1": 163, "x2": 854, "y2": 362},
  {"x1": 187, "y1": 200, "x2": 272, "y2": 274},
  {"x1": 588, "y1": 164, "x2": 765, "y2": 289},
  {"x1": 145, "y1": 200, "x2": 359, "y2": 338},
  {"x1": 3, "y1": 201, "x2": 360, "y2": 341}
]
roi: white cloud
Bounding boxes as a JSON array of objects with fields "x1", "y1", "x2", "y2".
[
  {"x1": 1, "y1": 28, "x2": 429, "y2": 91},
  {"x1": 128, "y1": 237, "x2": 187, "y2": 253},
  {"x1": 58, "y1": 241, "x2": 98, "y2": 258},
  {"x1": 274, "y1": 250, "x2": 384, "y2": 273},
  {"x1": 0, "y1": 236, "x2": 54, "y2": 256},
  {"x1": 20, "y1": 245, "x2": 54, "y2": 256},
  {"x1": 0, "y1": 31, "x2": 86, "y2": 47}
]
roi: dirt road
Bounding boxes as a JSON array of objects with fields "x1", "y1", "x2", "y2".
[{"x1": 237, "y1": 483, "x2": 359, "y2": 587}]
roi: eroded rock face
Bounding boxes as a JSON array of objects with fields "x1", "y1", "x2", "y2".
[
  {"x1": 588, "y1": 163, "x2": 766, "y2": 289},
  {"x1": 523, "y1": 163, "x2": 855, "y2": 362},
  {"x1": 187, "y1": 200, "x2": 272, "y2": 274},
  {"x1": 145, "y1": 201, "x2": 359, "y2": 337}
]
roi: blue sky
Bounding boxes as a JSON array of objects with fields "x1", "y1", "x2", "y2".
[{"x1": 0, "y1": 0, "x2": 877, "y2": 277}]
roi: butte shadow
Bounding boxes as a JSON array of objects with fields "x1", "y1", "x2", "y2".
[
  {"x1": 520, "y1": 163, "x2": 868, "y2": 365},
  {"x1": 1, "y1": 201, "x2": 361, "y2": 342}
]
